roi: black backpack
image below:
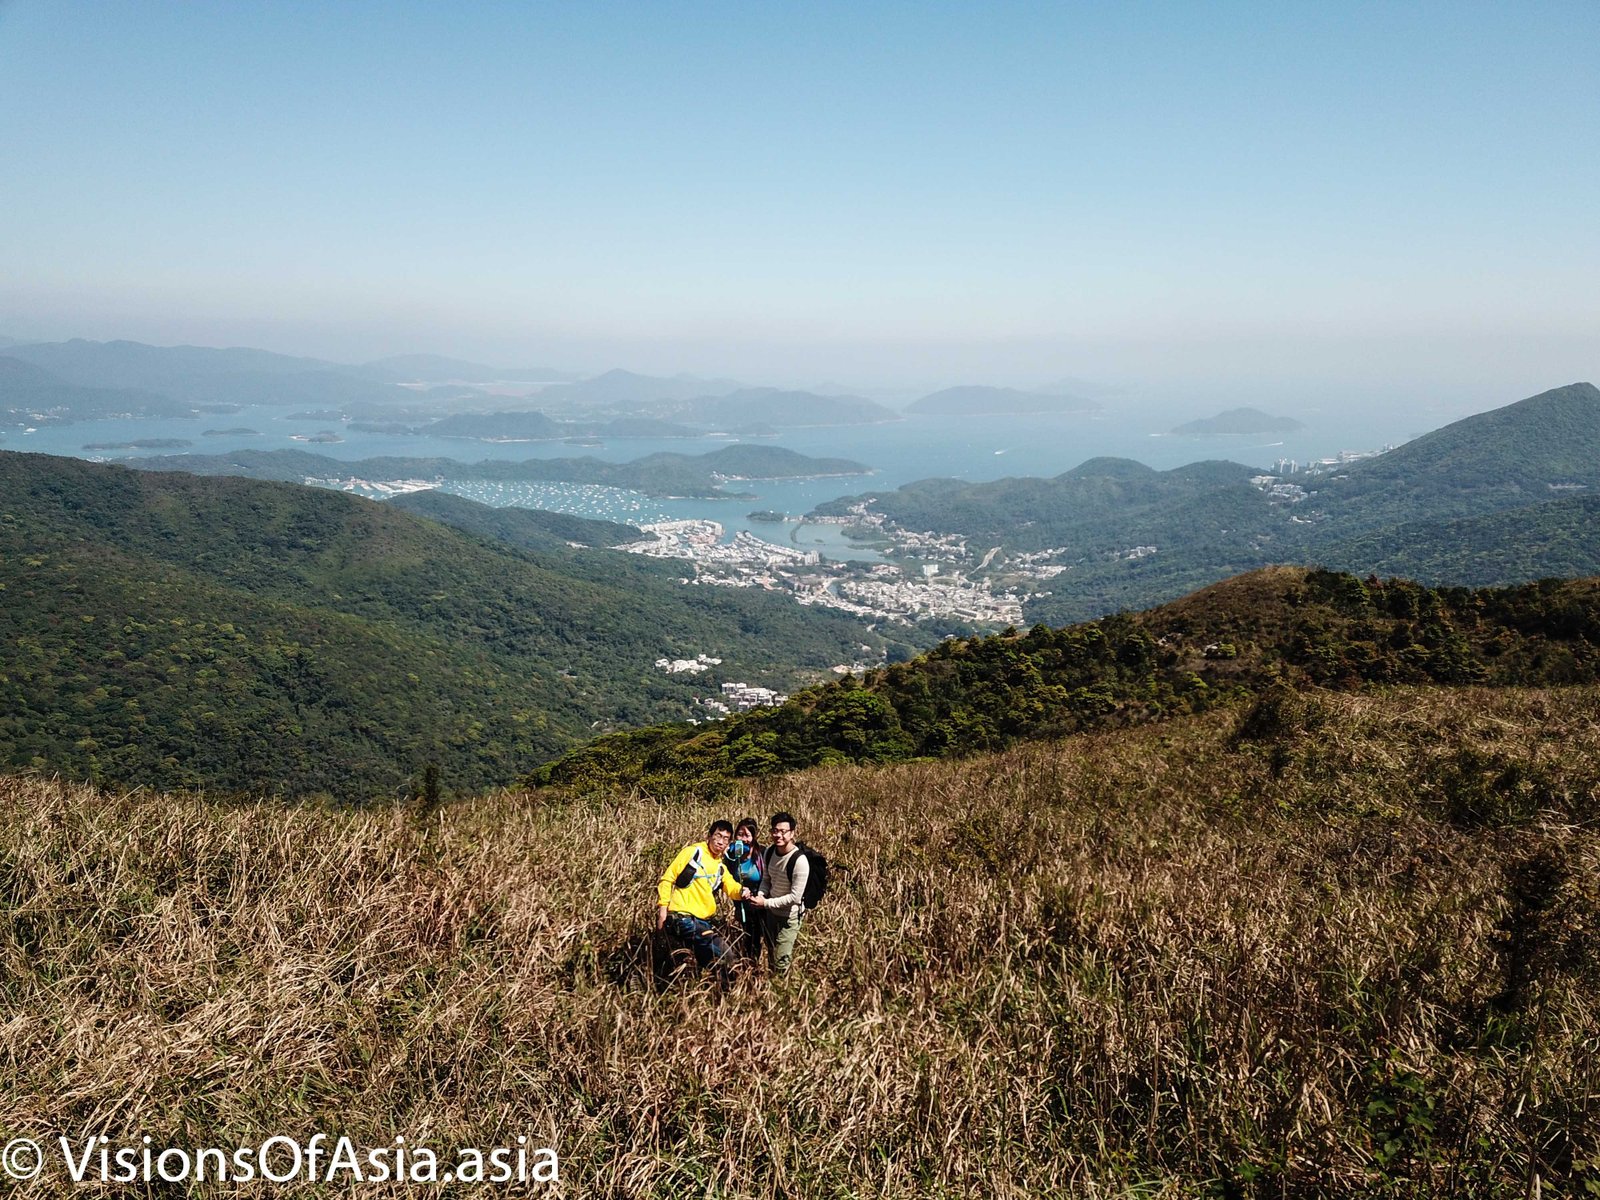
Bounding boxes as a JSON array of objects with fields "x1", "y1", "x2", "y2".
[{"x1": 795, "y1": 843, "x2": 829, "y2": 909}]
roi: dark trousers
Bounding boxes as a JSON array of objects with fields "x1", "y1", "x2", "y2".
[
  {"x1": 665, "y1": 913, "x2": 731, "y2": 969},
  {"x1": 735, "y1": 902, "x2": 765, "y2": 957}
]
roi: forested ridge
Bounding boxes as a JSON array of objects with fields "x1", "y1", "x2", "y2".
[
  {"x1": 530, "y1": 566, "x2": 1600, "y2": 797},
  {"x1": 0, "y1": 451, "x2": 893, "y2": 797}
]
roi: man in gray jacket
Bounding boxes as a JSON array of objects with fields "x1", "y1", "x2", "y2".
[{"x1": 747, "y1": 811, "x2": 807, "y2": 975}]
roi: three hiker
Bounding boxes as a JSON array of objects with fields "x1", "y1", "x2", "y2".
[{"x1": 655, "y1": 811, "x2": 820, "y2": 978}]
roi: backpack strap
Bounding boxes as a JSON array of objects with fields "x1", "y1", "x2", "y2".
[
  {"x1": 671, "y1": 845, "x2": 704, "y2": 890},
  {"x1": 769, "y1": 846, "x2": 802, "y2": 901}
]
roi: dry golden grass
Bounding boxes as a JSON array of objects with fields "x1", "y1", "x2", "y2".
[{"x1": 2, "y1": 685, "x2": 1598, "y2": 1197}]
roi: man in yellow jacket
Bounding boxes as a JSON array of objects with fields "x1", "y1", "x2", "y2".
[{"x1": 656, "y1": 820, "x2": 746, "y2": 972}]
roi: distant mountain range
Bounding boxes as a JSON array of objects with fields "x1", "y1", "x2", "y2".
[
  {"x1": 1, "y1": 340, "x2": 432, "y2": 413},
  {"x1": 1170, "y1": 407, "x2": 1304, "y2": 436},
  {"x1": 529, "y1": 373, "x2": 899, "y2": 427},
  {"x1": 353, "y1": 354, "x2": 575, "y2": 384},
  {"x1": 0, "y1": 450, "x2": 900, "y2": 797},
  {"x1": 0, "y1": 355, "x2": 191, "y2": 424},
  {"x1": 3, "y1": 335, "x2": 1153, "y2": 436},
  {"x1": 6, "y1": 339, "x2": 342, "y2": 386},
  {"x1": 529, "y1": 369, "x2": 751, "y2": 412},
  {"x1": 420, "y1": 410, "x2": 699, "y2": 441},
  {"x1": 907, "y1": 385, "x2": 1101, "y2": 416},
  {"x1": 1, "y1": 342, "x2": 899, "y2": 430},
  {"x1": 666, "y1": 387, "x2": 899, "y2": 428}
]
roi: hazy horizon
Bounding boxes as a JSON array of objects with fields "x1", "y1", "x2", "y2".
[{"x1": 2, "y1": 1, "x2": 1596, "y2": 411}]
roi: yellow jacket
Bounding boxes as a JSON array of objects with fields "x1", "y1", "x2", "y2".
[{"x1": 658, "y1": 842, "x2": 739, "y2": 919}]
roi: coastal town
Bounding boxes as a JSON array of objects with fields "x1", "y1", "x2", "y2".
[{"x1": 614, "y1": 518, "x2": 1030, "y2": 626}]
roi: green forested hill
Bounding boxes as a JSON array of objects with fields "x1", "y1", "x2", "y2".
[
  {"x1": 0, "y1": 451, "x2": 890, "y2": 797},
  {"x1": 530, "y1": 566, "x2": 1600, "y2": 797},
  {"x1": 818, "y1": 457, "x2": 1274, "y2": 554},
  {"x1": 1316, "y1": 491, "x2": 1600, "y2": 586},
  {"x1": 388, "y1": 489, "x2": 640, "y2": 549},
  {"x1": 1316, "y1": 381, "x2": 1600, "y2": 531}
]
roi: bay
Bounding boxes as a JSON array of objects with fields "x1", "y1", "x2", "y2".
[{"x1": 10, "y1": 403, "x2": 1420, "y2": 561}]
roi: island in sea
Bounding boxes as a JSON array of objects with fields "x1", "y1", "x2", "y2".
[
  {"x1": 1170, "y1": 407, "x2": 1305, "y2": 436},
  {"x1": 127, "y1": 442, "x2": 872, "y2": 500},
  {"x1": 82, "y1": 437, "x2": 194, "y2": 450}
]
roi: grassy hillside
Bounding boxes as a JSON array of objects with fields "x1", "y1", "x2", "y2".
[
  {"x1": 532, "y1": 567, "x2": 1600, "y2": 798},
  {"x1": 3, "y1": 685, "x2": 1596, "y2": 1195},
  {"x1": 0, "y1": 452, "x2": 891, "y2": 797}
]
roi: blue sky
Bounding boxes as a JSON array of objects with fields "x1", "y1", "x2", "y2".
[{"x1": 1, "y1": 0, "x2": 1596, "y2": 402}]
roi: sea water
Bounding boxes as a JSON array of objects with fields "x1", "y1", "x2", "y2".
[{"x1": 11, "y1": 403, "x2": 1429, "y2": 560}]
